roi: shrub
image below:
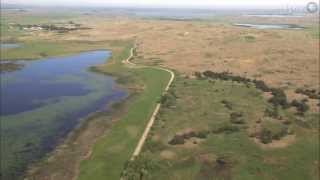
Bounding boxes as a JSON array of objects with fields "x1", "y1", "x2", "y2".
[
  {"x1": 230, "y1": 112, "x2": 246, "y2": 124},
  {"x1": 39, "y1": 52, "x2": 48, "y2": 57},
  {"x1": 259, "y1": 128, "x2": 272, "y2": 144},
  {"x1": 291, "y1": 99, "x2": 309, "y2": 115},
  {"x1": 194, "y1": 72, "x2": 203, "y2": 79},
  {"x1": 121, "y1": 154, "x2": 160, "y2": 180},
  {"x1": 182, "y1": 131, "x2": 197, "y2": 139},
  {"x1": 230, "y1": 118, "x2": 246, "y2": 124},
  {"x1": 272, "y1": 126, "x2": 288, "y2": 140},
  {"x1": 264, "y1": 106, "x2": 279, "y2": 118},
  {"x1": 253, "y1": 80, "x2": 270, "y2": 92},
  {"x1": 168, "y1": 135, "x2": 185, "y2": 145},
  {"x1": 160, "y1": 92, "x2": 176, "y2": 108},
  {"x1": 212, "y1": 123, "x2": 240, "y2": 134},
  {"x1": 244, "y1": 35, "x2": 256, "y2": 42},
  {"x1": 195, "y1": 131, "x2": 209, "y2": 139},
  {"x1": 221, "y1": 100, "x2": 233, "y2": 110},
  {"x1": 295, "y1": 88, "x2": 320, "y2": 99},
  {"x1": 269, "y1": 88, "x2": 289, "y2": 108}
]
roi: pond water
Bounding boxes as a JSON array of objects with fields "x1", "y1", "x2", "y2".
[
  {"x1": 0, "y1": 43, "x2": 21, "y2": 49},
  {"x1": 234, "y1": 23, "x2": 304, "y2": 30},
  {"x1": 0, "y1": 51, "x2": 127, "y2": 179},
  {"x1": 243, "y1": 14, "x2": 304, "y2": 18}
]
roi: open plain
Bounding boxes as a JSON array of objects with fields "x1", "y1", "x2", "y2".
[{"x1": 1, "y1": 7, "x2": 319, "y2": 180}]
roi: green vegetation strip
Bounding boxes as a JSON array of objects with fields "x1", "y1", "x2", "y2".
[{"x1": 77, "y1": 45, "x2": 171, "y2": 180}]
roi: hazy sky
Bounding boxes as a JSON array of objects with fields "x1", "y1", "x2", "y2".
[{"x1": 2, "y1": 0, "x2": 314, "y2": 8}]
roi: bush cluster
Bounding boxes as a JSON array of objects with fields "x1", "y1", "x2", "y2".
[
  {"x1": 230, "y1": 112, "x2": 246, "y2": 124},
  {"x1": 264, "y1": 106, "x2": 279, "y2": 118},
  {"x1": 221, "y1": 100, "x2": 233, "y2": 110},
  {"x1": 160, "y1": 91, "x2": 177, "y2": 108},
  {"x1": 168, "y1": 130, "x2": 210, "y2": 145},
  {"x1": 258, "y1": 125, "x2": 288, "y2": 144},
  {"x1": 291, "y1": 99, "x2": 309, "y2": 116},
  {"x1": 121, "y1": 154, "x2": 159, "y2": 180},
  {"x1": 200, "y1": 71, "x2": 291, "y2": 109},
  {"x1": 202, "y1": 71, "x2": 251, "y2": 84},
  {"x1": 268, "y1": 88, "x2": 289, "y2": 108},
  {"x1": 259, "y1": 128, "x2": 273, "y2": 144},
  {"x1": 295, "y1": 88, "x2": 320, "y2": 99},
  {"x1": 212, "y1": 124, "x2": 240, "y2": 134}
]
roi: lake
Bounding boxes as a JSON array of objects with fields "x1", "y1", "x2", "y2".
[
  {"x1": 0, "y1": 43, "x2": 21, "y2": 49},
  {"x1": 0, "y1": 50, "x2": 127, "y2": 179},
  {"x1": 234, "y1": 23, "x2": 305, "y2": 30}
]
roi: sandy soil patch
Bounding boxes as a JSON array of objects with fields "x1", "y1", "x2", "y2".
[
  {"x1": 160, "y1": 150, "x2": 177, "y2": 160},
  {"x1": 254, "y1": 135, "x2": 296, "y2": 149}
]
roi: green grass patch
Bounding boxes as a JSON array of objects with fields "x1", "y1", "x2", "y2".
[
  {"x1": 123, "y1": 76, "x2": 319, "y2": 180},
  {"x1": 1, "y1": 40, "x2": 117, "y2": 60}
]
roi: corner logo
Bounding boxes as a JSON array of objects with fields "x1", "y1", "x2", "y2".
[{"x1": 306, "y1": 1, "x2": 319, "y2": 13}]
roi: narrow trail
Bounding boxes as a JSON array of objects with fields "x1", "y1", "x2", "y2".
[{"x1": 122, "y1": 46, "x2": 175, "y2": 160}]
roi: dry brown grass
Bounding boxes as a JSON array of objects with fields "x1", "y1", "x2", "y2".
[
  {"x1": 20, "y1": 15, "x2": 319, "y2": 97},
  {"x1": 35, "y1": 15, "x2": 319, "y2": 92}
]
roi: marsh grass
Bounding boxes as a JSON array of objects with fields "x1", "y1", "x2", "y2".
[{"x1": 123, "y1": 75, "x2": 319, "y2": 180}]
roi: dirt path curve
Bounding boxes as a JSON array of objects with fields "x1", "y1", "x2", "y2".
[{"x1": 122, "y1": 46, "x2": 175, "y2": 160}]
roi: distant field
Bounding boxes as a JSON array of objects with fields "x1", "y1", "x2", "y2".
[
  {"x1": 123, "y1": 75, "x2": 319, "y2": 180},
  {"x1": 0, "y1": 40, "x2": 120, "y2": 60},
  {"x1": 1, "y1": 8, "x2": 319, "y2": 180}
]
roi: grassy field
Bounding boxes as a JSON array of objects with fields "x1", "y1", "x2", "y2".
[
  {"x1": 123, "y1": 75, "x2": 319, "y2": 180},
  {"x1": 1, "y1": 9, "x2": 319, "y2": 180},
  {"x1": 77, "y1": 44, "x2": 171, "y2": 180},
  {"x1": 0, "y1": 40, "x2": 122, "y2": 60}
]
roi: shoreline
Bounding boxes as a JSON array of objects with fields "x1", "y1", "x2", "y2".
[
  {"x1": 23, "y1": 44, "x2": 136, "y2": 180},
  {"x1": 25, "y1": 40, "x2": 172, "y2": 180}
]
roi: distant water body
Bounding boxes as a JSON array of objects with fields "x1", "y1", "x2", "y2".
[
  {"x1": 243, "y1": 14, "x2": 304, "y2": 18},
  {"x1": 0, "y1": 50, "x2": 127, "y2": 179},
  {"x1": 0, "y1": 43, "x2": 21, "y2": 49},
  {"x1": 234, "y1": 23, "x2": 304, "y2": 30}
]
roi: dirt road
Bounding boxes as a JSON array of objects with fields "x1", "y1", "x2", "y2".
[{"x1": 123, "y1": 46, "x2": 175, "y2": 160}]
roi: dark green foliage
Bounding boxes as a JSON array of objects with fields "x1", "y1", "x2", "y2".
[
  {"x1": 202, "y1": 71, "x2": 251, "y2": 84},
  {"x1": 168, "y1": 130, "x2": 210, "y2": 145},
  {"x1": 212, "y1": 124, "x2": 240, "y2": 134},
  {"x1": 200, "y1": 71, "x2": 290, "y2": 109},
  {"x1": 264, "y1": 106, "x2": 279, "y2": 118},
  {"x1": 194, "y1": 71, "x2": 203, "y2": 79},
  {"x1": 269, "y1": 88, "x2": 289, "y2": 108},
  {"x1": 195, "y1": 131, "x2": 209, "y2": 139},
  {"x1": 230, "y1": 112, "x2": 246, "y2": 124},
  {"x1": 39, "y1": 52, "x2": 48, "y2": 57},
  {"x1": 168, "y1": 135, "x2": 185, "y2": 145},
  {"x1": 221, "y1": 100, "x2": 233, "y2": 110},
  {"x1": 144, "y1": 139, "x2": 166, "y2": 153},
  {"x1": 295, "y1": 88, "x2": 320, "y2": 99},
  {"x1": 259, "y1": 128, "x2": 273, "y2": 144},
  {"x1": 271, "y1": 127, "x2": 288, "y2": 140},
  {"x1": 291, "y1": 99, "x2": 309, "y2": 115},
  {"x1": 252, "y1": 79, "x2": 270, "y2": 92},
  {"x1": 121, "y1": 154, "x2": 161, "y2": 180},
  {"x1": 160, "y1": 91, "x2": 176, "y2": 108}
]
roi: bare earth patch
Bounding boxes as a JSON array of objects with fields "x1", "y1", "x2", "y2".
[
  {"x1": 160, "y1": 150, "x2": 176, "y2": 160},
  {"x1": 253, "y1": 135, "x2": 296, "y2": 149}
]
